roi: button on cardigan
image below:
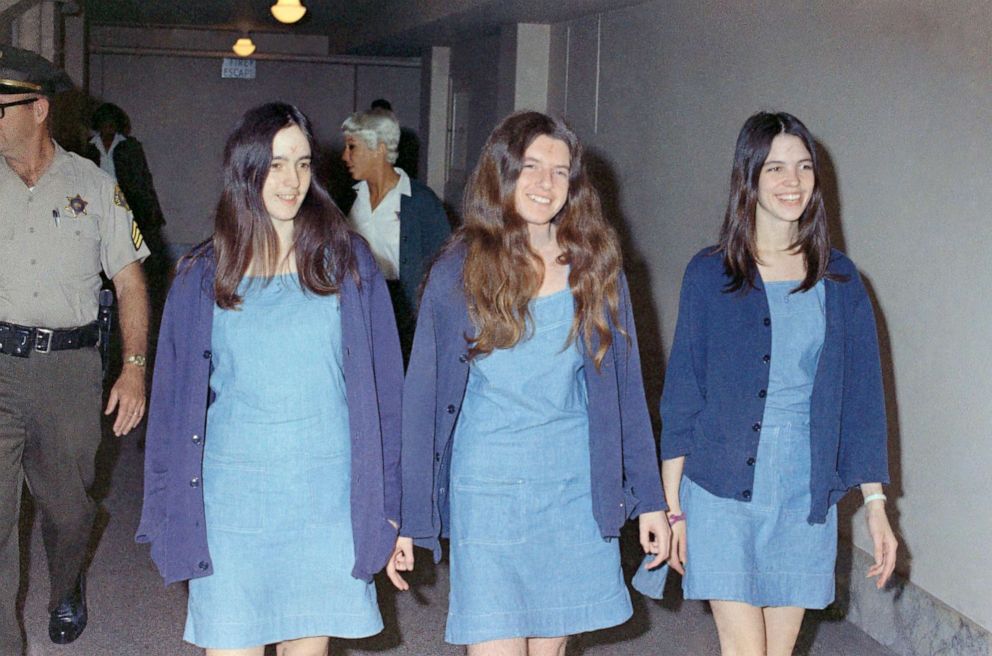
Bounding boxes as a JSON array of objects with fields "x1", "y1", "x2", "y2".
[
  {"x1": 400, "y1": 244, "x2": 667, "y2": 559},
  {"x1": 136, "y1": 236, "x2": 403, "y2": 584},
  {"x1": 660, "y1": 247, "x2": 889, "y2": 524}
]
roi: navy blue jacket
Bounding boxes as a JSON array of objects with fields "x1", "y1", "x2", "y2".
[
  {"x1": 136, "y1": 236, "x2": 403, "y2": 584},
  {"x1": 400, "y1": 245, "x2": 666, "y2": 559},
  {"x1": 397, "y1": 179, "x2": 450, "y2": 311},
  {"x1": 660, "y1": 247, "x2": 889, "y2": 523}
]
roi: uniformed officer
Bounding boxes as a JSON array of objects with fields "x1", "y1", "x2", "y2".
[{"x1": 0, "y1": 45, "x2": 150, "y2": 651}]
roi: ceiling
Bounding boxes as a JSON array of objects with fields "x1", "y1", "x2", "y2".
[{"x1": 83, "y1": 0, "x2": 648, "y2": 55}]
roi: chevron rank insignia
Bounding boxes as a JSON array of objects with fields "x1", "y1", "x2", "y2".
[
  {"x1": 113, "y1": 185, "x2": 130, "y2": 210},
  {"x1": 131, "y1": 221, "x2": 144, "y2": 250},
  {"x1": 65, "y1": 194, "x2": 88, "y2": 217}
]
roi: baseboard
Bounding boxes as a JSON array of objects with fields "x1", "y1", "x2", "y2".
[{"x1": 840, "y1": 546, "x2": 991, "y2": 656}]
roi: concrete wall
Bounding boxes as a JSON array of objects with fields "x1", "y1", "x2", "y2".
[
  {"x1": 87, "y1": 26, "x2": 422, "y2": 248},
  {"x1": 547, "y1": 0, "x2": 992, "y2": 638}
]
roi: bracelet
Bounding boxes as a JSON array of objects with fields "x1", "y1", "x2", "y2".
[
  {"x1": 863, "y1": 493, "x2": 887, "y2": 505},
  {"x1": 667, "y1": 512, "x2": 686, "y2": 526}
]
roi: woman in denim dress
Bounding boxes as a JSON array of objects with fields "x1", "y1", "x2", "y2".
[
  {"x1": 660, "y1": 112, "x2": 899, "y2": 656},
  {"x1": 393, "y1": 112, "x2": 670, "y2": 656}
]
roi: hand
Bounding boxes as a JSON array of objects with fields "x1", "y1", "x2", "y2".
[
  {"x1": 667, "y1": 514, "x2": 687, "y2": 575},
  {"x1": 105, "y1": 365, "x2": 146, "y2": 436},
  {"x1": 386, "y1": 536, "x2": 415, "y2": 591},
  {"x1": 865, "y1": 502, "x2": 898, "y2": 588},
  {"x1": 638, "y1": 511, "x2": 671, "y2": 569}
]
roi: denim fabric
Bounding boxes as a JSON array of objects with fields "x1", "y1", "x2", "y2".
[
  {"x1": 446, "y1": 288, "x2": 631, "y2": 644},
  {"x1": 184, "y1": 275, "x2": 381, "y2": 648},
  {"x1": 681, "y1": 281, "x2": 837, "y2": 609}
]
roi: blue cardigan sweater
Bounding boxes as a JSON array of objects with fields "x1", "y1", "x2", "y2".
[
  {"x1": 400, "y1": 245, "x2": 667, "y2": 559},
  {"x1": 660, "y1": 247, "x2": 889, "y2": 523},
  {"x1": 136, "y1": 236, "x2": 403, "y2": 584}
]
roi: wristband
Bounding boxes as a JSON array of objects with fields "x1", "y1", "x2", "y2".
[
  {"x1": 667, "y1": 512, "x2": 686, "y2": 526},
  {"x1": 863, "y1": 493, "x2": 887, "y2": 505}
]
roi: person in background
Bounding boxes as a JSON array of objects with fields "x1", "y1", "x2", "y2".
[
  {"x1": 84, "y1": 102, "x2": 166, "y2": 270},
  {"x1": 341, "y1": 108, "x2": 448, "y2": 364},
  {"x1": 395, "y1": 111, "x2": 669, "y2": 655},
  {"x1": 0, "y1": 45, "x2": 149, "y2": 650},
  {"x1": 660, "y1": 111, "x2": 898, "y2": 656},
  {"x1": 136, "y1": 102, "x2": 406, "y2": 655}
]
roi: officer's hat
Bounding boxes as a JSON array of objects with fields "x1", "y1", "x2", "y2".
[{"x1": 0, "y1": 44, "x2": 73, "y2": 95}]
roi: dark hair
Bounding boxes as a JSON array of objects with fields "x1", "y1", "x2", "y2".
[
  {"x1": 211, "y1": 102, "x2": 355, "y2": 308},
  {"x1": 91, "y1": 102, "x2": 128, "y2": 133},
  {"x1": 370, "y1": 98, "x2": 392, "y2": 111},
  {"x1": 718, "y1": 111, "x2": 838, "y2": 293},
  {"x1": 454, "y1": 111, "x2": 624, "y2": 369}
]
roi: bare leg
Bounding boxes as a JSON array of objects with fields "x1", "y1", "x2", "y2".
[
  {"x1": 710, "y1": 600, "x2": 766, "y2": 656},
  {"x1": 528, "y1": 636, "x2": 567, "y2": 656},
  {"x1": 763, "y1": 606, "x2": 805, "y2": 656},
  {"x1": 205, "y1": 647, "x2": 265, "y2": 656},
  {"x1": 467, "y1": 638, "x2": 527, "y2": 656},
  {"x1": 276, "y1": 636, "x2": 331, "y2": 656}
]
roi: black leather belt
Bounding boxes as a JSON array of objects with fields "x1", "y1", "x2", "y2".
[{"x1": 0, "y1": 321, "x2": 100, "y2": 357}]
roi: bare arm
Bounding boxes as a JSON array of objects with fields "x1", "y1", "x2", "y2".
[
  {"x1": 104, "y1": 261, "x2": 149, "y2": 436},
  {"x1": 860, "y1": 482, "x2": 898, "y2": 588},
  {"x1": 661, "y1": 456, "x2": 687, "y2": 574}
]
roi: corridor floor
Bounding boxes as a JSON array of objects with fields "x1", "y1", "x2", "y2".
[{"x1": 16, "y1": 431, "x2": 897, "y2": 656}]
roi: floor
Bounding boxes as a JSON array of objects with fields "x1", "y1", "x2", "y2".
[{"x1": 15, "y1": 428, "x2": 898, "y2": 656}]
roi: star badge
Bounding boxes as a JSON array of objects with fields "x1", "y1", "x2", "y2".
[{"x1": 65, "y1": 194, "x2": 88, "y2": 217}]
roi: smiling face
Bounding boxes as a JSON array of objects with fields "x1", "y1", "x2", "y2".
[
  {"x1": 513, "y1": 134, "x2": 571, "y2": 229},
  {"x1": 262, "y1": 124, "x2": 312, "y2": 225},
  {"x1": 754, "y1": 133, "x2": 814, "y2": 230}
]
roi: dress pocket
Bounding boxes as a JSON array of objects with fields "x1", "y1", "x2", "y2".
[
  {"x1": 202, "y1": 460, "x2": 264, "y2": 534},
  {"x1": 306, "y1": 452, "x2": 351, "y2": 529},
  {"x1": 451, "y1": 476, "x2": 526, "y2": 546}
]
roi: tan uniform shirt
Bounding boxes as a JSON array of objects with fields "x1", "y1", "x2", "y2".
[{"x1": 0, "y1": 143, "x2": 149, "y2": 328}]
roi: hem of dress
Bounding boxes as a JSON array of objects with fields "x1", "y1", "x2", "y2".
[
  {"x1": 183, "y1": 614, "x2": 384, "y2": 649},
  {"x1": 683, "y1": 572, "x2": 835, "y2": 610},
  {"x1": 444, "y1": 588, "x2": 632, "y2": 645}
]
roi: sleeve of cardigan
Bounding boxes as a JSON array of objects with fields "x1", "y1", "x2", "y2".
[
  {"x1": 660, "y1": 261, "x2": 707, "y2": 460},
  {"x1": 617, "y1": 274, "x2": 667, "y2": 517},
  {"x1": 838, "y1": 273, "x2": 890, "y2": 487},
  {"x1": 368, "y1": 262, "x2": 405, "y2": 524},
  {"x1": 135, "y1": 268, "x2": 183, "y2": 545},
  {"x1": 400, "y1": 270, "x2": 441, "y2": 551}
]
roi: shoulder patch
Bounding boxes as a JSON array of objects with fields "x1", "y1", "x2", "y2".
[
  {"x1": 114, "y1": 185, "x2": 130, "y2": 211},
  {"x1": 131, "y1": 221, "x2": 144, "y2": 251}
]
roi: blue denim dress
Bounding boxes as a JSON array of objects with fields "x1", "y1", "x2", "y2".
[
  {"x1": 682, "y1": 280, "x2": 837, "y2": 608},
  {"x1": 446, "y1": 288, "x2": 632, "y2": 644},
  {"x1": 184, "y1": 274, "x2": 382, "y2": 648}
]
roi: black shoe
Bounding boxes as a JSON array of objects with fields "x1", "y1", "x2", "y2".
[{"x1": 48, "y1": 574, "x2": 87, "y2": 644}]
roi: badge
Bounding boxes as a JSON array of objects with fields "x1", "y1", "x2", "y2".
[
  {"x1": 65, "y1": 194, "x2": 88, "y2": 217},
  {"x1": 113, "y1": 184, "x2": 130, "y2": 211},
  {"x1": 131, "y1": 221, "x2": 144, "y2": 251}
]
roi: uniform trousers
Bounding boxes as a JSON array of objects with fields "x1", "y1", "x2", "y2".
[{"x1": 0, "y1": 347, "x2": 103, "y2": 653}]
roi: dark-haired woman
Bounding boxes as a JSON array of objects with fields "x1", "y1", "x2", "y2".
[
  {"x1": 136, "y1": 103, "x2": 406, "y2": 655},
  {"x1": 393, "y1": 111, "x2": 669, "y2": 655},
  {"x1": 660, "y1": 112, "x2": 898, "y2": 656}
]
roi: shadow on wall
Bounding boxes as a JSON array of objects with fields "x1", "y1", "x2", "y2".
[
  {"x1": 584, "y1": 148, "x2": 667, "y2": 433},
  {"x1": 814, "y1": 141, "x2": 909, "y2": 631}
]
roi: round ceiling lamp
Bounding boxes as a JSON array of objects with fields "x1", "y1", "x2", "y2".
[
  {"x1": 271, "y1": 0, "x2": 307, "y2": 24},
  {"x1": 232, "y1": 37, "x2": 256, "y2": 57}
]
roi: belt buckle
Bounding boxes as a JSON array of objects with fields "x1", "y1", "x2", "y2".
[{"x1": 34, "y1": 328, "x2": 54, "y2": 353}]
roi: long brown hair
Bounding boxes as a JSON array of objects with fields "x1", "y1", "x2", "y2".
[
  {"x1": 718, "y1": 111, "x2": 840, "y2": 293},
  {"x1": 210, "y1": 102, "x2": 355, "y2": 308},
  {"x1": 458, "y1": 111, "x2": 624, "y2": 369}
]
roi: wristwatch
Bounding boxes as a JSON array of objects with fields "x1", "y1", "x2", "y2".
[{"x1": 124, "y1": 354, "x2": 147, "y2": 367}]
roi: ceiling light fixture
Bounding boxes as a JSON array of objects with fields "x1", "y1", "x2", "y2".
[
  {"x1": 232, "y1": 37, "x2": 256, "y2": 57},
  {"x1": 270, "y1": 0, "x2": 307, "y2": 24}
]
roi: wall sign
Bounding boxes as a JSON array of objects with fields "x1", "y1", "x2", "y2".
[{"x1": 221, "y1": 58, "x2": 257, "y2": 79}]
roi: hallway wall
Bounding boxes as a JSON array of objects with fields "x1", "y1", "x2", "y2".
[
  {"x1": 88, "y1": 26, "x2": 422, "y2": 248},
  {"x1": 545, "y1": 0, "x2": 992, "y2": 636}
]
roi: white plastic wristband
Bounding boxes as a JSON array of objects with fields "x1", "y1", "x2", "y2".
[{"x1": 863, "y1": 493, "x2": 887, "y2": 505}]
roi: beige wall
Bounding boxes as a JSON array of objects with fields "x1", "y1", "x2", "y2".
[
  {"x1": 547, "y1": 0, "x2": 992, "y2": 631},
  {"x1": 88, "y1": 27, "x2": 422, "y2": 247}
]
